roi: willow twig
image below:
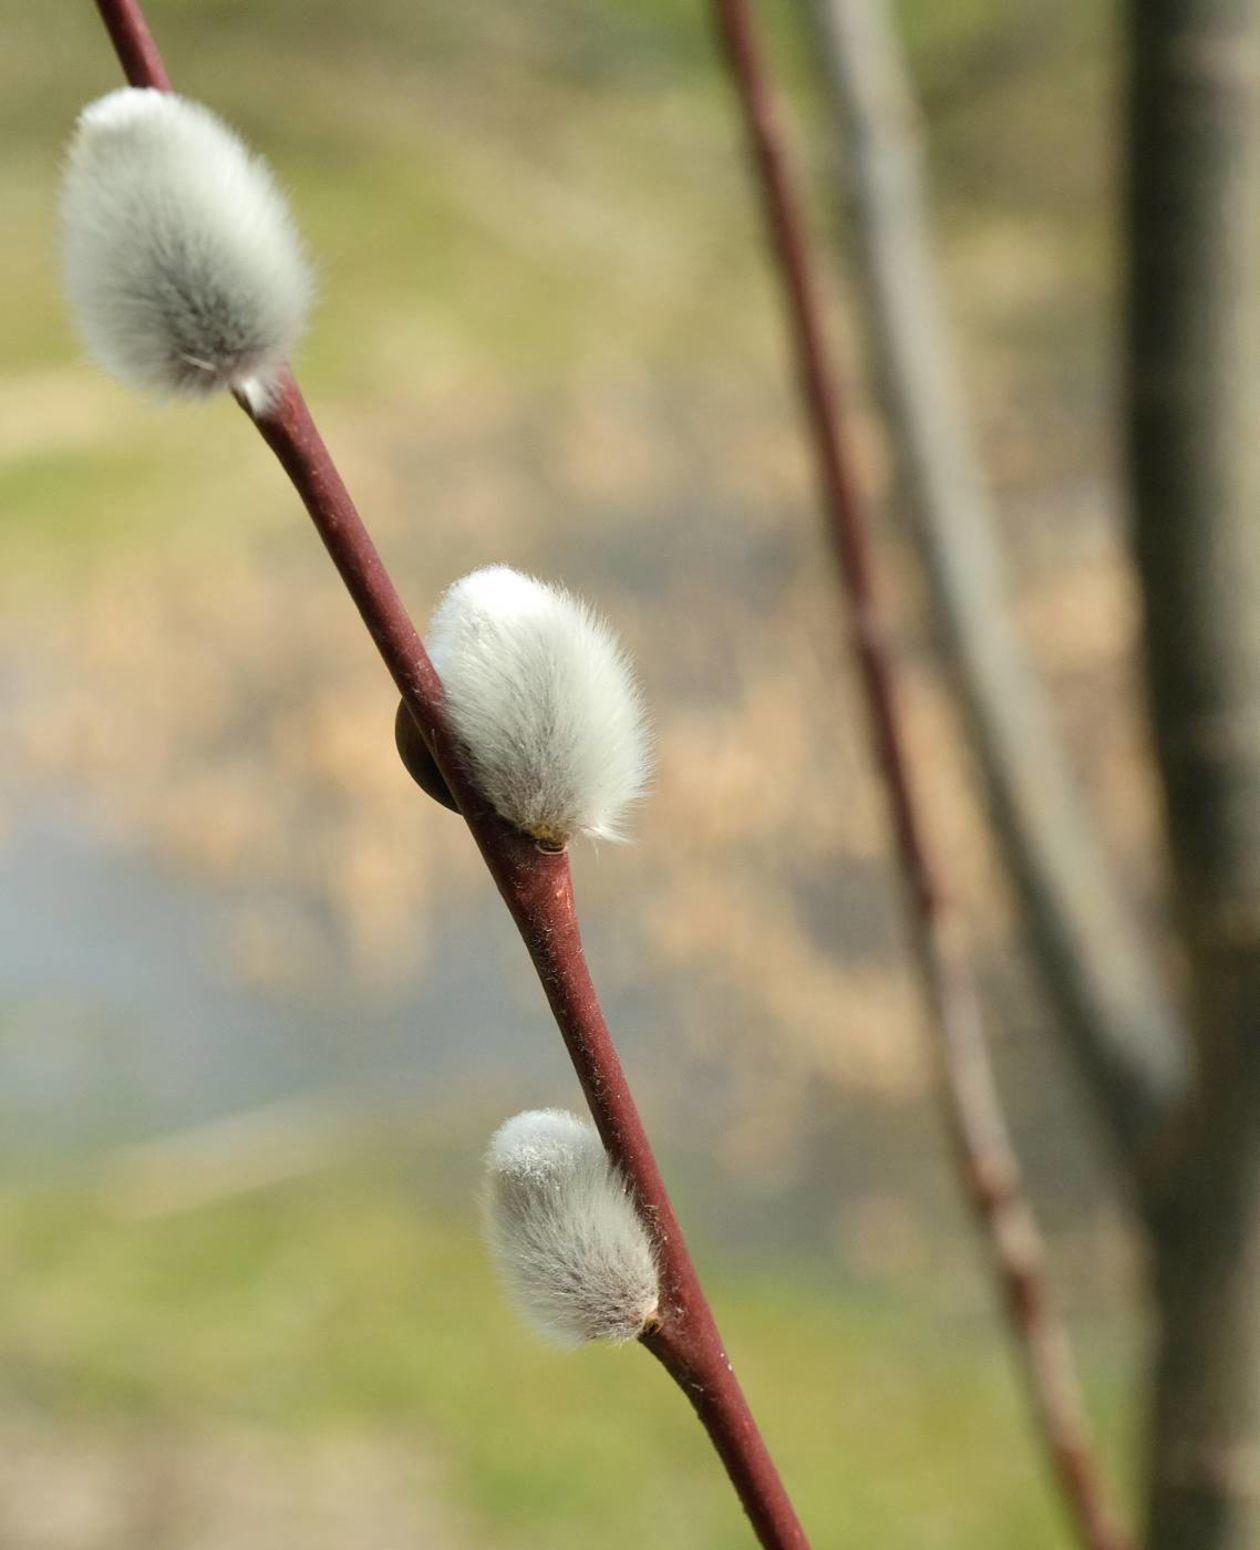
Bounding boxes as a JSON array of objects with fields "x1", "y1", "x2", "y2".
[
  {"x1": 711, "y1": 3, "x2": 1133, "y2": 1547},
  {"x1": 88, "y1": 5, "x2": 810, "y2": 1544}
]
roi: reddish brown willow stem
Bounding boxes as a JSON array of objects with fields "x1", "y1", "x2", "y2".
[
  {"x1": 711, "y1": 3, "x2": 1133, "y2": 1550},
  {"x1": 95, "y1": 0, "x2": 170, "y2": 89},
  {"x1": 89, "y1": 3, "x2": 809, "y2": 1545}
]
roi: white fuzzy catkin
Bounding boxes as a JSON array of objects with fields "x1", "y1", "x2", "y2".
[
  {"x1": 483, "y1": 1109, "x2": 660, "y2": 1348},
  {"x1": 60, "y1": 88, "x2": 312, "y2": 399},
  {"x1": 426, "y1": 566, "x2": 649, "y2": 845}
]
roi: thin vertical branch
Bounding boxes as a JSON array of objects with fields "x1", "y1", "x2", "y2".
[
  {"x1": 802, "y1": 0, "x2": 1185, "y2": 1194},
  {"x1": 711, "y1": 3, "x2": 1133, "y2": 1547},
  {"x1": 86, "y1": 5, "x2": 810, "y2": 1545}
]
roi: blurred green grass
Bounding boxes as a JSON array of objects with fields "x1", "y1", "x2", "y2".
[{"x1": 0, "y1": 1160, "x2": 1135, "y2": 1549}]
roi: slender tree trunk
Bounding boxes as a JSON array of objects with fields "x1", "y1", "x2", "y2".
[
  {"x1": 1147, "y1": 1078, "x2": 1260, "y2": 1550},
  {"x1": 1125, "y1": 1, "x2": 1260, "y2": 1545},
  {"x1": 804, "y1": 0, "x2": 1185, "y2": 1194}
]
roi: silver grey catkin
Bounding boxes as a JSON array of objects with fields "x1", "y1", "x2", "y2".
[{"x1": 483, "y1": 1109, "x2": 660, "y2": 1347}]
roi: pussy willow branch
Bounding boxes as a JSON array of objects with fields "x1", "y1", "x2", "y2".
[
  {"x1": 94, "y1": 0, "x2": 169, "y2": 90},
  {"x1": 90, "y1": 3, "x2": 808, "y2": 1545},
  {"x1": 712, "y1": 3, "x2": 1132, "y2": 1549}
]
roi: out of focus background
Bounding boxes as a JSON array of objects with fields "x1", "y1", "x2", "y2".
[{"x1": 1, "y1": 1, "x2": 1148, "y2": 1545}]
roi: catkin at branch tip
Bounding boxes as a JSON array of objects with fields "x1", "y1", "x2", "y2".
[
  {"x1": 483, "y1": 1109, "x2": 660, "y2": 1348},
  {"x1": 426, "y1": 566, "x2": 650, "y2": 846},
  {"x1": 59, "y1": 87, "x2": 312, "y2": 401}
]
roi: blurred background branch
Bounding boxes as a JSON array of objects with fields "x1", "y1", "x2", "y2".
[
  {"x1": 1126, "y1": 1, "x2": 1260, "y2": 1546},
  {"x1": 801, "y1": 0, "x2": 1187, "y2": 1197},
  {"x1": 712, "y1": 1, "x2": 1131, "y2": 1544}
]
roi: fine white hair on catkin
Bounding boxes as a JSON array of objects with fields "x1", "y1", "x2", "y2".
[
  {"x1": 426, "y1": 566, "x2": 650, "y2": 846},
  {"x1": 483, "y1": 1109, "x2": 660, "y2": 1348},
  {"x1": 60, "y1": 88, "x2": 312, "y2": 399}
]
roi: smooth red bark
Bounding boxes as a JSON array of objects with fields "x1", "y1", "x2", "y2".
[{"x1": 86, "y1": 6, "x2": 810, "y2": 1544}]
